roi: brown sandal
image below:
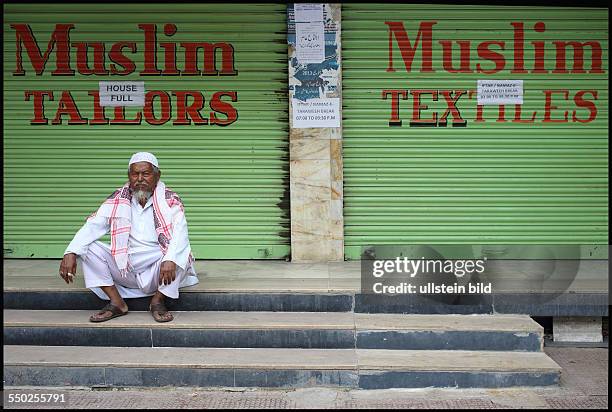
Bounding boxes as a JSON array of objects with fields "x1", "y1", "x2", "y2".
[
  {"x1": 89, "y1": 303, "x2": 128, "y2": 323},
  {"x1": 149, "y1": 302, "x2": 173, "y2": 323}
]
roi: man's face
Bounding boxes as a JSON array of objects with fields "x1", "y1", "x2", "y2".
[{"x1": 128, "y1": 161, "x2": 159, "y2": 194}]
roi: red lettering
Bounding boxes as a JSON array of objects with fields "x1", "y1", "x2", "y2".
[
  {"x1": 439, "y1": 90, "x2": 467, "y2": 127},
  {"x1": 409, "y1": 89, "x2": 438, "y2": 127},
  {"x1": 72, "y1": 42, "x2": 109, "y2": 75},
  {"x1": 209, "y1": 91, "x2": 238, "y2": 126},
  {"x1": 513, "y1": 105, "x2": 537, "y2": 123},
  {"x1": 138, "y1": 24, "x2": 161, "y2": 75},
  {"x1": 24, "y1": 90, "x2": 53, "y2": 124},
  {"x1": 160, "y1": 24, "x2": 180, "y2": 75},
  {"x1": 385, "y1": 21, "x2": 437, "y2": 72},
  {"x1": 11, "y1": 24, "x2": 74, "y2": 75},
  {"x1": 468, "y1": 90, "x2": 486, "y2": 123},
  {"x1": 87, "y1": 91, "x2": 110, "y2": 124},
  {"x1": 543, "y1": 90, "x2": 569, "y2": 123},
  {"x1": 475, "y1": 105, "x2": 485, "y2": 122},
  {"x1": 111, "y1": 107, "x2": 143, "y2": 124},
  {"x1": 573, "y1": 90, "x2": 598, "y2": 123},
  {"x1": 172, "y1": 91, "x2": 207, "y2": 125},
  {"x1": 180, "y1": 42, "x2": 237, "y2": 75},
  {"x1": 552, "y1": 41, "x2": 604, "y2": 74},
  {"x1": 52, "y1": 91, "x2": 87, "y2": 124},
  {"x1": 439, "y1": 41, "x2": 472, "y2": 73},
  {"x1": 530, "y1": 22, "x2": 548, "y2": 73},
  {"x1": 495, "y1": 106, "x2": 508, "y2": 123},
  {"x1": 144, "y1": 91, "x2": 172, "y2": 125},
  {"x1": 510, "y1": 22, "x2": 528, "y2": 74},
  {"x1": 477, "y1": 41, "x2": 506, "y2": 74},
  {"x1": 160, "y1": 42, "x2": 179, "y2": 75},
  {"x1": 382, "y1": 89, "x2": 408, "y2": 126},
  {"x1": 109, "y1": 42, "x2": 137, "y2": 75}
]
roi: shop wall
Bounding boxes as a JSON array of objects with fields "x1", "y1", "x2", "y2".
[
  {"x1": 3, "y1": 4, "x2": 290, "y2": 259},
  {"x1": 342, "y1": 4, "x2": 608, "y2": 259}
]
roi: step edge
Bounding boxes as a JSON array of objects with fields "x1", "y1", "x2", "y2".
[
  {"x1": 4, "y1": 322, "x2": 544, "y2": 338},
  {"x1": 3, "y1": 311, "x2": 543, "y2": 333},
  {"x1": 4, "y1": 346, "x2": 562, "y2": 372},
  {"x1": 3, "y1": 362, "x2": 561, "y2": 373}
]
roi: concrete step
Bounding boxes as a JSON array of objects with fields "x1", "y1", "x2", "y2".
[
  {"x1": 2, "y1": 290, "x2": 354, "y2": 312},
  {"x1": 4, "y1": 310, "x2": 543, "y2": 351},
  {"x1": 3, "y1": 345, "x2": 561, "y2": 389},
  {"x1": 4, "y1": 259, "x2": 608, "y2": 316},
  {"x1": 5, "y1": 288, "x2": 608, "y2": 316}
]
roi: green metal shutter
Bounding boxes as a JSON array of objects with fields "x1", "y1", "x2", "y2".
[
  {"x1": 3, "y1": 4, "x2": 289, "y2": 259},
  {"x1": 342, "y1": 4, "x2": 608, "y2": 259}
]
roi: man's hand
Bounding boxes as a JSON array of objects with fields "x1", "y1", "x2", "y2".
[
  {"x1": 59, "y1": 253, "x2": 77, "y2": 284},
  {"x1": 159, "y1": 261, "x2": 177, "y2": 286}
]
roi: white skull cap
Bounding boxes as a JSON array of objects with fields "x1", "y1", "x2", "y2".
[{"x1": 129, "y1": 152, "x2": 159, "y2": 168}]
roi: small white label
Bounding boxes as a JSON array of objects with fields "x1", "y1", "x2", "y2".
[
  {"x1": 99, "y1": 81, "x2": 145, "y2": 107},
  {"x1": 295, "y1": 4, "x2": 324, "y2": 23},
  {"x1": 292, "y1": 98, "x2": 340, "y2": 128},
  {"x1": 477, "y1": 80, "x2": 523, "y2": 105}
]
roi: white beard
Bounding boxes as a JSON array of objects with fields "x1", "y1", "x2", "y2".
[{"x1": 133, "y1": 189, "x2": 152, "y2": 204}]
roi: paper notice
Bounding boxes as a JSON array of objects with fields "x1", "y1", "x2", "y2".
[
  {"x1": 99, "y1": 81, "x2": 145, "y2": 107},
  {"x1": 477, "y1": 80, "x2": 523, "y2": 105},
  {"x1": 296, "y1": 22, "x2": 325, "y2": 64},
  {"x1": 292, "y1": 98, "x2": 340, "y2": 128},
  {"x1": 295, "y1": 3, "x2": 324, "y2": 22}
]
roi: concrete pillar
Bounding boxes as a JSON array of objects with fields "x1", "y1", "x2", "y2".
[
  {"x1": 288, "y1": 4, "x2": 343, "y2": 262},
  {"x1": 553, "y1": 316, "x2": 603, "y2": 342}
]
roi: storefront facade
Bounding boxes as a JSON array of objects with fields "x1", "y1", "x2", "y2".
[
  {"x1": 341, "y1": 4, "x2": 608, "y2": 259},
  {"x1": 4, "y1": 4, "x2": 290, "y2": 259},
  {"x1": 3, "y1": 3, "x2": 608, "y2": 262}
]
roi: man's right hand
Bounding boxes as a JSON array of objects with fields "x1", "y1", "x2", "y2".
[{"x1": 60, "y1": 253, "x2": 78, "y2": 284}]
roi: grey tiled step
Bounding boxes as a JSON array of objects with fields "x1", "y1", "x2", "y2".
[
  {"x1": 4, "y1": 289, "x2": 608, "y2": 316},
  {"x1": 3, "y1": 346, "x2": 561, "y2": 389},
  {"x1": 4, "y1": 259, "x2": 608, "y2": 316},
  {"x1": 2, "y1": 291, "x2": 354, "y2": 312},
  {"x1": 4, "y1": 310, "x2": 543, "y2": 351}
]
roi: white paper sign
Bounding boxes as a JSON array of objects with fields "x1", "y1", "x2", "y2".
[
  {"x1": 296, "y1": 22, "x2": 325, "y2": 64},
  {"x1": 292, "y1": 98, "x2": 340, "y2": 128},
  {"x1": 99, "y1": 81, "x2": 145, "y2": 107},
  {"x1": 477, "y1": 80, "x2": 523, "y2": 105},
  {"x1": 295, "y1": 3, "x2": 324, "y2": 22}
]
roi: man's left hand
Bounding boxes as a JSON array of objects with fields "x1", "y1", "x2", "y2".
[{"x1": 159, "y1": 261, "x2": 177, "y2": 286}]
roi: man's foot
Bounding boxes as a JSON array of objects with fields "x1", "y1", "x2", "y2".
[
  {"x1": 149, "y1": 302, "x2": 173, "y2": 322},
  {"x1": 89, "y1": 302, "x2": 128, "y2": 322}
]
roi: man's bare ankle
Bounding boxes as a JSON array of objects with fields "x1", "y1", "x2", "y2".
[
  {"x1": 111, "y1": 300, "x2": 128, "y2": 311},
  {"x1": 150, "y1": 293, "x2": 165, "y2": 305}
]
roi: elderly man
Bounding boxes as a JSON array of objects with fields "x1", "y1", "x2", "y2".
[{"x1": 59, "y1": 152, "x2": 198, "y2": 323}]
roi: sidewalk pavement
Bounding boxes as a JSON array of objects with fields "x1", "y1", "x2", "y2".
[{"x1": 3, "y1": 347, "x2": 607, "y2": 409}]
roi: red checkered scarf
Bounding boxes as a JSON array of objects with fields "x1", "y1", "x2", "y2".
[{"x1": 88, "y1": 180, "x2": 194, "y2": 277}]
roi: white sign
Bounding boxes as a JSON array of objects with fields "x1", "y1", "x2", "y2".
[
  {"x1": 477, "y1": 80, "x2": 523, "y2": 105},
  {"x1": 295, "y1": 4, "x2": 324, "y2": 22},
  {"x1": 292, "y1": 98, "x2": 340, "y2": 128},
  {"x1": 296, "y1": 22, "x2": 325, "y2": 64},
  {"x1": 99, "y1": 81, "x2": 145, "y2": 107}
]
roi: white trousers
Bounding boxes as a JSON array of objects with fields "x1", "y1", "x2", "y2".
[{"x1": 80, "y1": 241, "x2": 198, "y2": 300}]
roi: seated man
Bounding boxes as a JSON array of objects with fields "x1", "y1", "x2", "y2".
[{"x1": 59, "y1": 152, "x2": 198, "y2": 323}]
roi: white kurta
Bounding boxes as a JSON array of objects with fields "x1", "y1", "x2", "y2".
[{"x1": 65, "y1": 194, "x2": 199, "y2": 300}]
